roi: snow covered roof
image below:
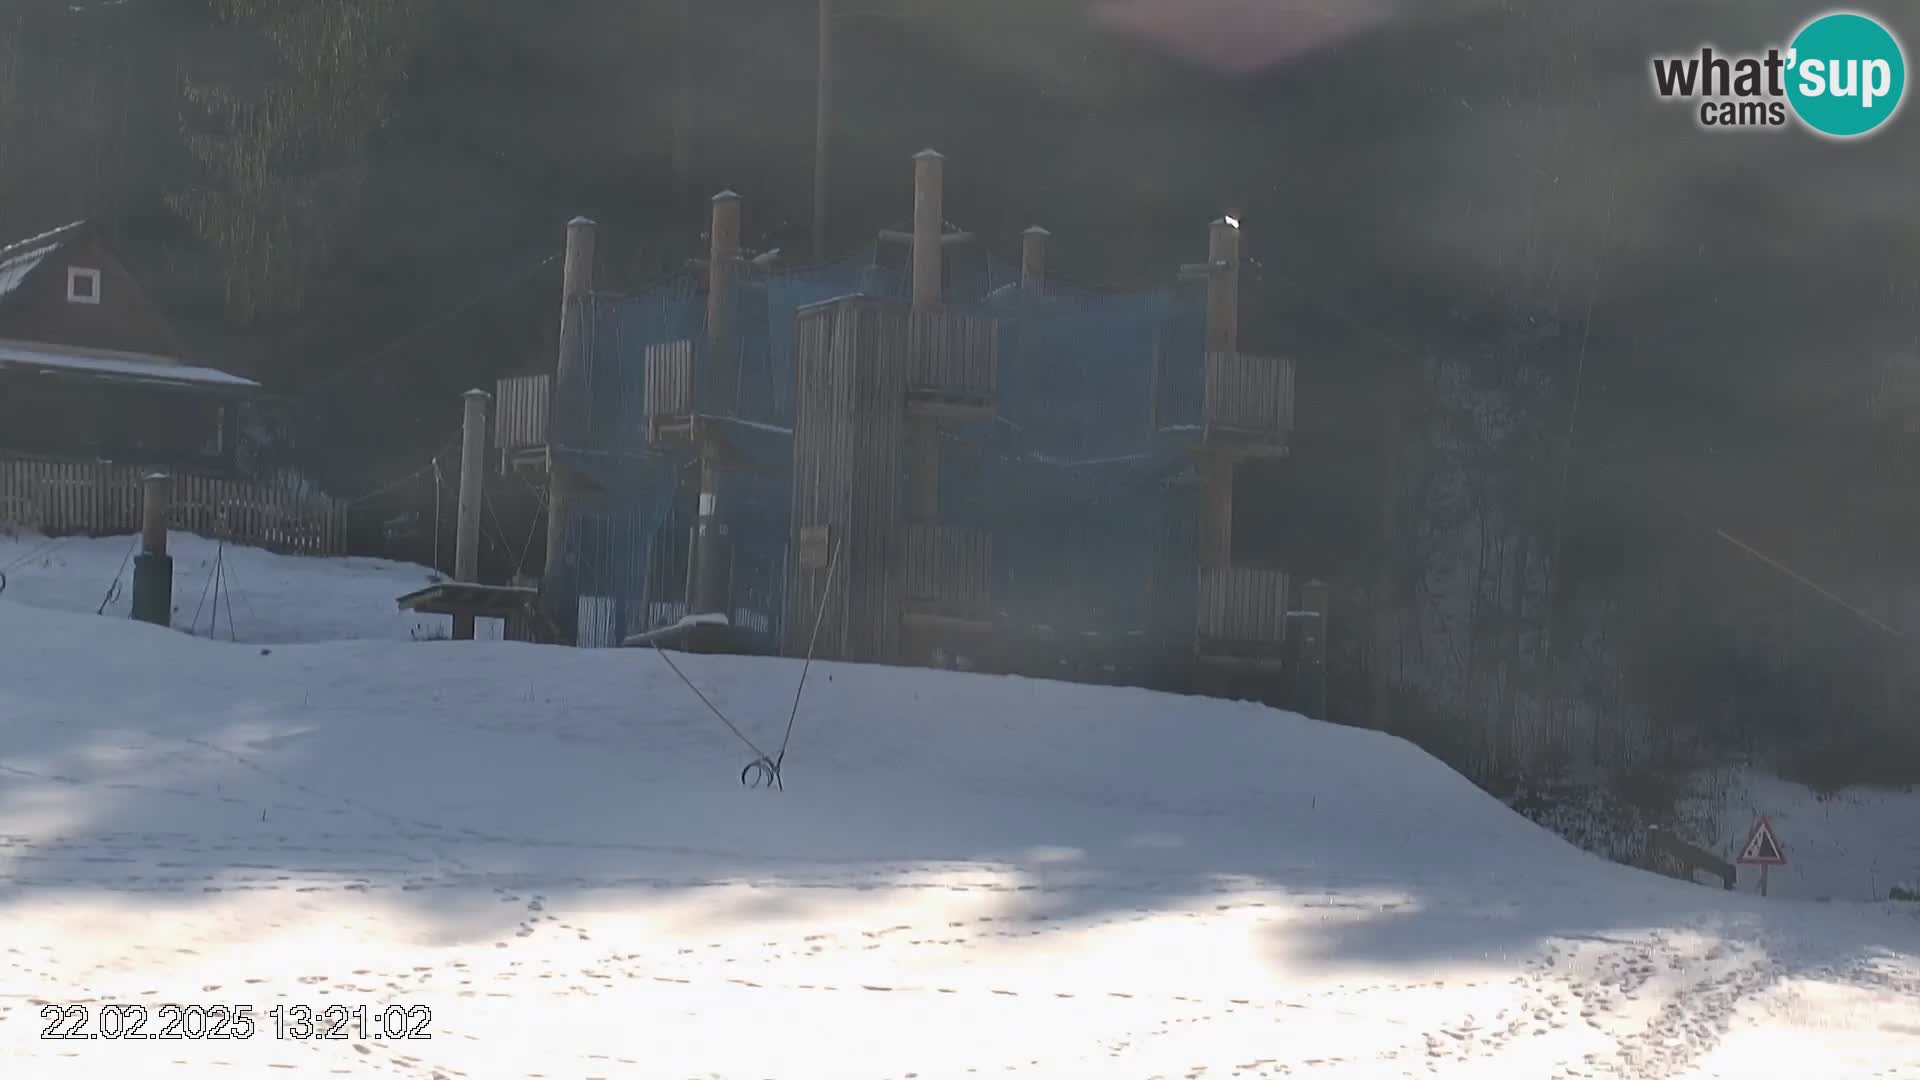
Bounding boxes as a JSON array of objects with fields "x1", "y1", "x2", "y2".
[
  {"x1": 0, "y1": 338, "x2": 260, "y2": 393},
  {"x1": 0, "y1": 242, "x2": 62, "y2": 302},
  {"x1": 0, "y1": 221, "x2": 89, "y2": 304},
  {"x1": 0, "y1": 220, "x2": 87, "y2": 263}
]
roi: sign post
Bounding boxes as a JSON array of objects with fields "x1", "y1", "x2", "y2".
[{"x1": 1735, "y1": 816, "x2": 1787, "y2": 896}]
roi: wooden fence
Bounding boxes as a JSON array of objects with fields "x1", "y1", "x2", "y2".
[
  {"x1": 1197, "y1": 566, "x2": 1290, "y2": 646},
  {"x1": 0, "y1": 455, "x2": 348, "y2": 555}
]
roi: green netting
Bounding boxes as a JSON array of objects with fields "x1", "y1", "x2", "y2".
[{"x1": 546, "y1": 240, "x2": 1212, "y2": 652}]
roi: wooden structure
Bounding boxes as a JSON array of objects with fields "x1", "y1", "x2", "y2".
[
  {"x1": 501, "y1": 147, "x2": 1329, "y2": 710},
  {"x1": 1162, "y1": 217, "x2": 1302, "y2": 684},
  {"x1": 395, "y1": 582, "x2": 561, "y2": 643},
  {"x1": 785, "y1": 150, "x2": 1000, "y2": 664},
  {"x1": 1646, "y1": 825, "x2": 1736, "y2": 890},
  {"x1": 0, "y1": 220, "x2": 347, "y2": 554}
]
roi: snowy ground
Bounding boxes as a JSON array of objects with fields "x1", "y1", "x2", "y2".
[
  {"x1": 2, "y1": 539, "x2": 1917, "y2": 1078},
  {"x1": 1684, "y1": 768, "x2": 1920, "y2": 903},
  {"x1": 0, "y1": 530, "x2": 499, "y2": 643}
]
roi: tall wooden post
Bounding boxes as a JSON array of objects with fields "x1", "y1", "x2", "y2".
[
  {"x1": 1197, "y1": 215, "x2": 1241, "y2": 572},
  {"x1": 911, "y1": 149, "x2": 944, "y2": 311},
  {"x1": 454, "y1": 388, "x2": 490, "y2": 641},
  {"x1": 908, "y1": 150, "x2": 944, "y2": 526},
  {"x1": 812, "y1": 0, "x2": 833, "y2": 262},
  {"x1": 706, "y1": 190, "x2": 741, "y2": 414},
  {"x1": 1205, "y1": 216, "x2": 1240, "y2": 355},
  {"x1": 1021, "y1": 225, "x2": 1049, "y2": 298},
  {"x1": 544, "y1": 216, "x2": 596, "y2": 583},
  {"x1": 694, "y1": 192, "x2": 741, "y2": 621},
  {"x1": 130, "y1": 472, "x2": 172, "y2": 626}
]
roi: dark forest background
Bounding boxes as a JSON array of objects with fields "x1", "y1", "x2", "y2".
[{"x1": 3, "y1": 0, "x2": 1916, "y2": 823}]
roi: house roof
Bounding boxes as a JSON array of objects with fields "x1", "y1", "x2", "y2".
[
  {"x1": 0, "y1": 338, "x2": 261, "y2": 395},
  {"x1": 0, "y1": 221, "x2": 88, "y2": 305}
]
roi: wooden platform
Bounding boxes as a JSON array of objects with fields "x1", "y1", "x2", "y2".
[{"x1": 395, "y1": 582, "x2": 561, "y2": 642}]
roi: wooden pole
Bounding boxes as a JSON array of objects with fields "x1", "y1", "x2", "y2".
[
  {"x1": 812, "y1": 0, "x2": 833, "y2": 263},
  {"x1": 454, "y1": 388, "x2": 490, "y2": 641},
  {"x1": 1205, "y1": 216, "x2": 1240, "y2": 356},
  {"x1": 1021, "y1": 225, "x2": 1049, "y2": 298},
  {"x1": 911, "y1": 149, "x2": 944, "y2": 312},
  {"x1": 909, "y1": 150, "x2": 944, "y2": 527},
  {"x1": 707, "y1": 190, "x2": 741, "y2": 413},
  {"x1": 693, "y1": 191, "x2": 741, "y2": 626},
  {"x1": 131, "y1": 472, "x2": 172, "y2": 626},
  {"x1": 141, "y1": 472, "x2": 169, "y2": 557},
  {"x1": 544, "y1": 216, "x2": 596, "y2": 583}
]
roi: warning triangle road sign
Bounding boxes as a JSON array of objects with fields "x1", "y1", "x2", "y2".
[{"x1": 1737, "y1": 816, "x2": 1787, "y2": 866}]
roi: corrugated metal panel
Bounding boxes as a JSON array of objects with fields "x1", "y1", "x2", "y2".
[{"x1": 0, "y1": 453, "x2": 347, "y2": 554}]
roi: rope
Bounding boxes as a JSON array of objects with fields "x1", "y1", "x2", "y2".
[
  {"x1": 95, "y1": 533, "x2": 139, "y2": 614},
  {"x1": 773, "y1": 537, "x2": 843, "y2": 777},
  {"x1": 646, "y1": 639, "x2": 774, "y2": 765},
  {"x1": 189, "y1": 540, "x2": 218, "y2": 634},
  {"x1": 219, "y1": 541, "x2": 239, "y2": 642},
  {"x1": 1712, "y1": 529, "x2": 1903, "y2": 641},
  {"x1": 1, "y1": 533, "x2": 69, "y2": 574}
]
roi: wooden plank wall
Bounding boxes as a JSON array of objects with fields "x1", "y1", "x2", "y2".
[
  {"x1": 905, "y1": 308, "x2": 998, "y2": 399},
  {"x1": 494, "y1": 373, "x2": 550, "y2": 454},
  {"x1": 1203, "y1": 352, "x2": 1295, "y2": 435},
  {"x1": 0, "y1": 454, "x2": 348, "y2": 555},
  {"x1": 1197, "y1": 566, "x2": 1290, "y2": 645},
  {"x1": 785, "y1": 304, "x2": 853, "y2": 657},
  {"x1": 848, "y1": 300, "x2": 909, "y2": 662},
  {"x1": 785, "y1": 298, "x2": 908, "y2": 662},
  {"x1": 904, "y1": 522, "x2": 991, "y2": 619},
  {"x1": 643, "y1": 339, "x2": 695, "y2": 424}
]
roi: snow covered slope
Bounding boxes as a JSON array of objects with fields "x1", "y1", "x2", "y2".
[
  {"x1": 1, "y1": 549, "x2": 1916, "y2": 1077},
  {"x1": 1, "y1": 530, "x2": 498, "y2": 642}
]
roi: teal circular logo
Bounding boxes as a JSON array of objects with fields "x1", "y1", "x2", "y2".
[{"x1": 1786, "y1": 12, "x2": 1906, "y2": 138}]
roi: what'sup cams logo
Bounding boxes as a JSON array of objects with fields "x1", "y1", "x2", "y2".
[{"x1": 1651, "y1": 10, "x2": 1906, "y2": 138}]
